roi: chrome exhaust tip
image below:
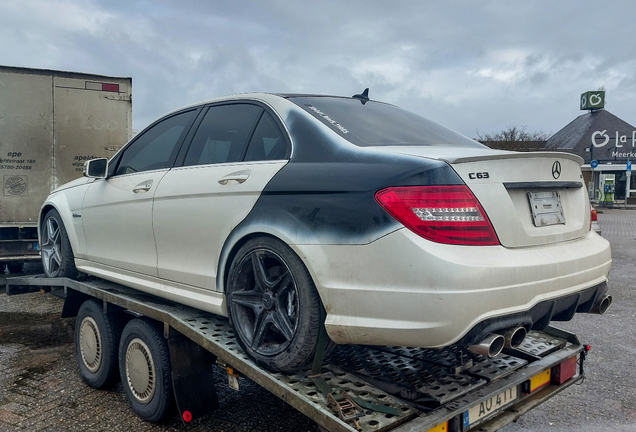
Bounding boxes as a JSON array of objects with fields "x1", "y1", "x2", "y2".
[
  {"x1": 469, "y1": 333, "x2": 505, "y2": 358},
  {"x1": 590, "y1": 295, "x2": 612, "y2": 315},
  {"x1": 502, "y1": 326, "x2": 527, "y2": 349}
]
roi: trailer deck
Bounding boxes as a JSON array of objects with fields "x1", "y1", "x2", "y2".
[{"x1": 5, "y1": 275, "x2": 585, "y2": 432}]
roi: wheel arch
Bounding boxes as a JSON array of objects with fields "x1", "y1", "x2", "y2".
[
  {"x1": 39, "y1": 197, "x2": 84, "y2": 259},
  {"x1": 218, "y1": 228, "x2": 298, "y2": 294}
]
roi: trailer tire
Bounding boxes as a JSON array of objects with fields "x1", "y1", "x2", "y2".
[
  {"x1": 41, "y1": 209, "x2": 78, "y2": 279},
  {"x1": 119, "y1": 318, "x2": 174, "y2": 422},
  {"x1": 227, "y1": 237, "x2": 332, "y2": 372},
  {"x1": 75, "y1": 299, "x2": 123, "y2": 388}
]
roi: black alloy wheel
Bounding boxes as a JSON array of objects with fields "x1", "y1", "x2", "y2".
[{"x1": 227, "y1": 237, "x2": 326, "y2": 372}]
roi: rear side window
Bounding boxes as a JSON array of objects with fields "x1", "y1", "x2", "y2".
[
  {"x1": 184, "y1": 104, "x2": 262, "y2": 166},
  {"x1": 115, "y1": 111, "x2": 193, "y2": 175},
  {"x1": 244, "y1": 112, "x2": 289, "y2": 161},
  {"x1": 289, "y1": 96, "x2": 483, "y2": 148}
]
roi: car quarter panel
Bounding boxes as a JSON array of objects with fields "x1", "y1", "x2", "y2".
[
  {"x1": 217, "y1": 106, "x2": 466, "y2": 291},
  {"x1": 228, "y1": 106, "x2": 465, "y2": 244}
]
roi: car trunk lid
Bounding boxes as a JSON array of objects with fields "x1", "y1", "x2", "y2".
[{"x1": 370, "y1": 146, "x2": 590, "y2": 248}]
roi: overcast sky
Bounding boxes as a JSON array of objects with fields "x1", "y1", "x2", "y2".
[{"x1": 1, "y1": 0, "x2": 634, "y2": 138}]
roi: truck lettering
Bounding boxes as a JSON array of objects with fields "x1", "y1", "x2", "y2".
[
  {"x1": 74, "y1": 155, "x2": 100, "y2": 161},
  {"x1": 7, "y1": 152, "x2": 21, "y2": 158}
]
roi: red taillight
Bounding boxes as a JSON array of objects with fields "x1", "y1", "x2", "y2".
[
  {"x1": 551, "y1": 355, "x2": 578, "y2": 385},
  {"x1": 375, "y1": 185, "x2": 499, "y2": 246}
]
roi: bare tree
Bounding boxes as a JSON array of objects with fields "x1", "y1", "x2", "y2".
[{"x1": 476, "y1": 125, "x2": 550, "y2": 152}]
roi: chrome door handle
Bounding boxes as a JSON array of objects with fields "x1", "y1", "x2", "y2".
[
  {"x1": 132, "y1": 183, "x2": 152, "y2": 193},
  {"x1": 218, "y1": 173, "x2": 250, "y2": 185}
]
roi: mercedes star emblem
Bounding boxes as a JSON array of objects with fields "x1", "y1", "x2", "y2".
[{"x1": 552, "y1": 161, "x2": 562, "y2": 179}]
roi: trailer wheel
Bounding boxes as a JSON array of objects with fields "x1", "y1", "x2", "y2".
[
  {"x1": 41, "y1": 209, "x2": 78, "y2": 279},
  {"x1": 119, "y1": 318, "x2": 174, "y2": 422},
  {"x1": 75, "y1": 299, "x2": 123, "y2": 388},
  {"x1": 227, "y1": 237, "x2": 329, "y2": 372}
]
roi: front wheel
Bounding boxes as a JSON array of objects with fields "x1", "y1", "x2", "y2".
[
  {"x1": 226, "y1": 237, "x2": 327, "y2": 372},
  {"x1": 41, "y1": 209, "x2": 78, "y2": 279}
]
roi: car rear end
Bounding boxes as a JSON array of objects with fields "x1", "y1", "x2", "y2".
[
  {"x1": 310, "y1": 149, "x2": 611, "y2": 348},
  {"x1": 281, "y1": 95, "x2": 612, "y2": 350}
]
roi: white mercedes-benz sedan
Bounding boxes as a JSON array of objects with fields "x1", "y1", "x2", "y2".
[{"x1": 39, "y1": 91, "x2": 612, "y2": 372}]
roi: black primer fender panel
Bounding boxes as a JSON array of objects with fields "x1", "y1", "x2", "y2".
[{"x1": 217, "y1": 109, "x2": 465, "y2": 290}]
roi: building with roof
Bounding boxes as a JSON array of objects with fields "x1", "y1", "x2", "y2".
[{"x1": 546, "y1": 109, "x2": 636, "y2": 203}]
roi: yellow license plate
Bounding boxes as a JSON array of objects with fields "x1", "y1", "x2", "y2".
[{"x1": 465, "y1": 386, "x2": 518, "y2": 427}]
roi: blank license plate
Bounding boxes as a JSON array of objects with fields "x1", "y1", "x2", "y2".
[
  {"x1": 527, "y1": 191, "x2": 565, "y2": 227},
  {"x1": 465, "y1": 386, "x2": 518, "y2": 427}
]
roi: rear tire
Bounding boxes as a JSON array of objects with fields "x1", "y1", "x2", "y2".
[
  {"x1": 226, "y1": 237, "x2": 331, "y2": 372},
  {"x1": 75, "y1": 299, "x2": 124, "y2": 388},
  {"x1": 119, "y1": 318, "x2": 174, "y2": 422},
  {"x1": 41, "y1": 209, "x2": 78, "y2": 279}
]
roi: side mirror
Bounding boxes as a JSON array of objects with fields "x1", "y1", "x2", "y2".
[{"x1": 84, "y1": 158, "x2": 108, "y2": 179}]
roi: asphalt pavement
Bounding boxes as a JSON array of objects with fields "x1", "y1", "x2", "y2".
[
  {"x1": 502, "y1": 208, "x2": 636, "y2": 432},
  {"x1": 1, "y1": 209, "x2": 635, "y2": 431}
]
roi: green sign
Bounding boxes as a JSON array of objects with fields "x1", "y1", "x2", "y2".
[{"x1": 580, "y1": 91, "x2": 605, "y2": 110}]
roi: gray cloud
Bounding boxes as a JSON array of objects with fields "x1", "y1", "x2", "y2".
[{"x1": 0, "y1": 0, "x2": 634, "y2": 136}]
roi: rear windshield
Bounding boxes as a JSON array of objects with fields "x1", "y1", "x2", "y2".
[{"x1": 289, "y1": 96, "x2": 482, "y2": 148}]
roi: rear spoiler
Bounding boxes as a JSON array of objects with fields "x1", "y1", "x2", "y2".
[{"x1": 445, "y1": 152, "x2": 584, "y2": 165}]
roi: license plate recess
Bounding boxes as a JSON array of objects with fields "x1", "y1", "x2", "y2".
[
  {"x1": 527, "y1": 191, "x2": 565, "y2": 227},
  {"x1": 464, "y1": 386, "x2": 518, "y2": 428}
]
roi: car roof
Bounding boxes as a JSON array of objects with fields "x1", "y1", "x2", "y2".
[{"x1": 165, "y1": 92, "x2": 371, "y2": 116}]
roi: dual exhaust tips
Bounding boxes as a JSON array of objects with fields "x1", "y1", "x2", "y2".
[
  {"x1": 468, "y1": 295, "x2": 613, "y2": 358},
  {"x1": 469, "y1": 326, "x2": 527, "y2": 358}
]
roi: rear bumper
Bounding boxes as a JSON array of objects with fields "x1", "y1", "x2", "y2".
[{"x1": 294, "y1": 229, "x2": 611, "y2": 347}]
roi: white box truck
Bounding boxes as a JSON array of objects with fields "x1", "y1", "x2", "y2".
[{"x1": 0, "y1": 66, "x2": 132, "y2": 271}]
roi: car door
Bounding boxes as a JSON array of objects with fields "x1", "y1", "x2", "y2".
[
  {"x1": 153, "y1": 103, "x2": 290, "y2": 289},
  {"x1": 81, "y1": 109, "x2": 198, "y2": 275}
]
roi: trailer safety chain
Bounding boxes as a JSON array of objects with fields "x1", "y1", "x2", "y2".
[{"x1": 310, "y1": 307, "x2": 401, "y2": 429}]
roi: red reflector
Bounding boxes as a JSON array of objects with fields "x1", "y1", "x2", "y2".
[
  {"x1": 591, "y1": 207, "x2": 598, "y2": 222},
  {"x1": 375, "y1": 186, "x2": 499, "y2": 245},
  {"x1": 182, "y1": 410, "x2": 193, "y2": 422},
  {"x1": 552, "y1": 355, "x2": 578, "y2": 385},
  {"x1": 102, "y1": 83, "x2": 119, "y2": 92}
]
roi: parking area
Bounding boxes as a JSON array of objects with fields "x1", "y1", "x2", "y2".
[{"x1": 1, "y1": 208, "x2": 635, "y2": 431}]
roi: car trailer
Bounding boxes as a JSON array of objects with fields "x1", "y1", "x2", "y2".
[{"x1": 5, "y1": 275, "x2": 587, "y2": 432}]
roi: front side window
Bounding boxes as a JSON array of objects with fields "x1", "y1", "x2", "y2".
[
  {"x1": 184, "y1": 104, "x2": 262, "y2": 166},
  {"x1": 115, "y1": 111, "x2": 194, "y2": 175},
  {"x1": 288, "y1": 96, "x2": 483, "y2": 148}
]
